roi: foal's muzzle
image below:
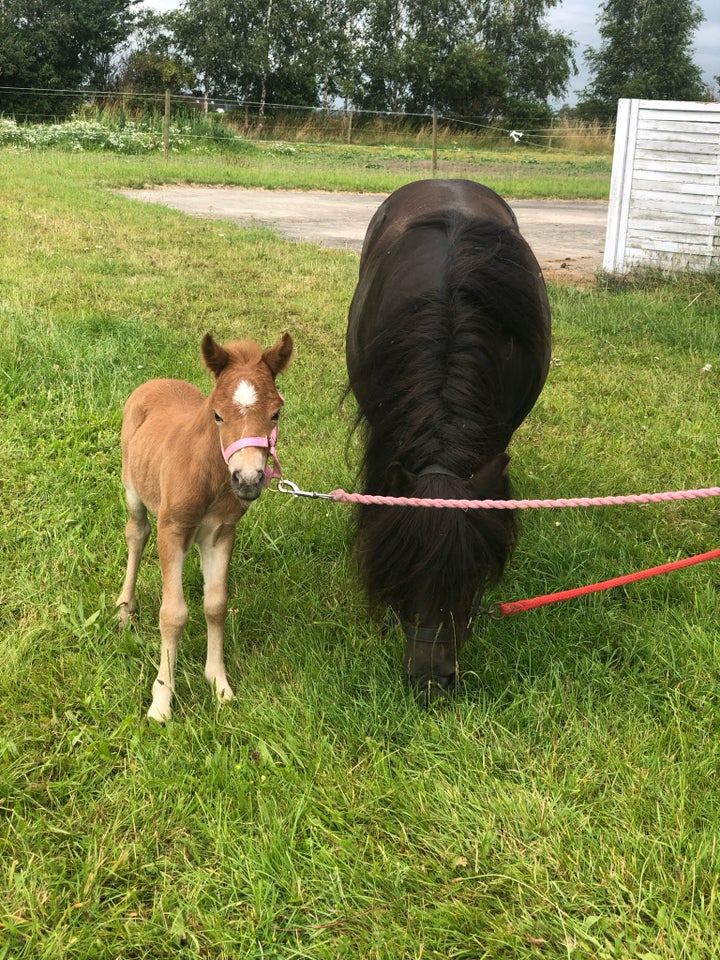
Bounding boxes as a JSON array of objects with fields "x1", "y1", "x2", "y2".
[{"x1": 230, "y1": 468, "x2": 266, "y2": 501}]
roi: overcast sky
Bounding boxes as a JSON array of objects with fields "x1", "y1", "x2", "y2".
[{"x1": 145, "y1": 0, "x2": 719, "y2": 106}]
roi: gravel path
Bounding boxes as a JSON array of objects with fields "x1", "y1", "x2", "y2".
[{"x1": 121, "y1": 186, "x2": 608, "y2": 280}]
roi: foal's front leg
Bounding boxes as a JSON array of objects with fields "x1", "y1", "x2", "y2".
[
  {"x1": 196, "y1": 523, "x2": 237, "y2": 705},
  {"x1": 148, "y1": 520, "x2": 191, "y2": 723}
]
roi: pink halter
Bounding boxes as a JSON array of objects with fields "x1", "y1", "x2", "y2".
[
  {"x1": 220, "y1": 425, "x2": 282, "y2": 480},
  {"x1": 220, "y1": 395, "x2": 284, "y2": 481}
]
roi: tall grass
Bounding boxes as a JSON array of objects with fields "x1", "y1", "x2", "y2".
[
  {"x1": 2, "y1": 151, "x2": 720, "y2": 958},
  {"x1": 67, "y1": 99, "x2": 615, "y2": 154},
  {"x1": 543, "y1": 119, "x2": 615, "y2": 154}
]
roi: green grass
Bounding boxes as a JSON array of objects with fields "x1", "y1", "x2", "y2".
[
  {"x1": 0, "y1": 132, "x2": 611, "y2": 198},
  {"x1": 2, "y1": 150, "x2": 720, "y2": 958}
]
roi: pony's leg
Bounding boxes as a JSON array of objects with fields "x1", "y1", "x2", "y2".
[
  {"x1": 196, "y1": 524, "x2": 236, "y2": 705},
  {"x1": 148, "y1": 521, "x2": 190, "y2": 723},
  {"x1": 116, "y1": 485, "x2": 151, "y2": 628}
]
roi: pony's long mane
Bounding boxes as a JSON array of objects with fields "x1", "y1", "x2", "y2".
[{"x1": 350, "y1": 213, "x2": 550, "y2": 625}]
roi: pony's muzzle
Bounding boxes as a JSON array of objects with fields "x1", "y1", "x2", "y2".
[{"x1": 402, "y1": 624, "x2": 460, "y2": 706}]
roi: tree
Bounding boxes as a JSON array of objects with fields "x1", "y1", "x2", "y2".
[
  {"x1": 352, "y1": 0, "x2": 575, "y2": 120},
  {"x1": 0, "y1": 0, "x2": 138, "y2": 119},
  {"x1": 400, "y1": 0, "x2": 509, "y2": 115},
  {"x1": 578, "y1": 0, "x2": 706, "y2": 121},
  {"x1": 311, "y1": 0, "x2": 365, "y2": 109},
  {"x1": 168, "y1": 0, "x2": 248, "y2": 107},
  {"x1": 168, "y1": 0, "x2": 327, "y2": 116},
  {"x1": 477, "y1": 0, "x2": 576, "y2": 119},
  {"x1": 352, "y1": 0, "x2": 409, "y2": 112},
  {"x1": 249, "y1": 0, "x2": 328, "y2": 111},
  {"x1": 114, "y1": 10, "x2": 195, "y2": 96}
]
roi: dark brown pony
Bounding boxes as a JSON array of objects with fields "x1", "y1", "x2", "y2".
[
  {"x1": 346, "y1": 179, "x2": 551, "y2": 702},
  {"x1": 117, "y1": 332, "x2": 293, "y2": 721}
]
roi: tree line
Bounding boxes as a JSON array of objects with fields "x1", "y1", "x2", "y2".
[{"x1": 0, "y1": 0, "x2": 714, "y2": 126}]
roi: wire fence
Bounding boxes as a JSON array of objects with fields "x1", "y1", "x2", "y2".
[{"x1": 0, "y1": 84, "x2": 617, "y2": 157}]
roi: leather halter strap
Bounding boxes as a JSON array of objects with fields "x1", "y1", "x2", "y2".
[
  {"x1": 417, "y1": 464, "x2": 462, "y2": 479},
  {"x1": 402, "y1": 576, "x2": 487, "y2": 645},
  {"x1": 403, "y1": 623, "x2": 456, "y2": 645}
]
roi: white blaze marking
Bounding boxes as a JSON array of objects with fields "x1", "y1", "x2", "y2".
[{"x1": 233, "y1": 379, "x2": 257, "y2": 411}]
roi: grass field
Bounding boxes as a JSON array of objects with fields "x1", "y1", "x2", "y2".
[
  {"x1": 0, "y1": 125, "x2": 612, "y2": 199},
  {"x1": 1, "y1": 147, "x2": 720, "y2": 959}
]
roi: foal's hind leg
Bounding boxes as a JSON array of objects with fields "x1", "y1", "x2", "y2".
[
  {"x1": 196, "y1": 523, "x2": 237, "y2": 706},
  {"x1": 116, "y1": 485, "x2": 151, "y2": 628}
]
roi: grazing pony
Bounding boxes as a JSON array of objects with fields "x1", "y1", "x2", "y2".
[
  {"x1": 117, "y1": 332, "x2": 293, "y2": 721},
  {"x1": 346, "y1": 179, "x2": 552, "y2": 702}
]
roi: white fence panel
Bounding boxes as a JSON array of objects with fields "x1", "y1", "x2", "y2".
[{"x1": 603, "y1": 99, "x2": 720, "y2": 272}]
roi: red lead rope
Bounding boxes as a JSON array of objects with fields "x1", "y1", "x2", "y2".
[{"x1": 495, "y1": 547, "x2": 720, "y2": 616}]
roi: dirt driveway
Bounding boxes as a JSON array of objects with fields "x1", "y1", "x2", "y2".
[{"x1": 121, "y1": 186, "x2": 608, "y2": 281}]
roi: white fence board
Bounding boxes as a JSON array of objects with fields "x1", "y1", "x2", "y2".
[
  {"x1": 603, "y1": 99, "x2": 720, "y2": 272},
  {"x1": 633, "y1": 159, "x2": 718, "y2": 177}
]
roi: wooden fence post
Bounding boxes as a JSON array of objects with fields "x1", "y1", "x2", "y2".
[
  {"x1": 347, "y1": 107, "x2": 353, "y2": 145},
  {"x1": 163, "y1": 89, "x2": 170, "y2": 160},
  {"x1": 432, "y1": 110, "x2": 438, "y2": 176}
]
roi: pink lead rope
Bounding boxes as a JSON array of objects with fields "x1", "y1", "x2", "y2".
[
  {"x1": 273, "y1": 480, "x2": 720, "y2": 616},
  {"x1": 326, "y1": 486, "x2": 720, "y2": 509}
]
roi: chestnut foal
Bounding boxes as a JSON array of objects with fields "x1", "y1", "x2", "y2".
[{"x1": 116, "y1": 332, "x2": 293, "y2": 721}]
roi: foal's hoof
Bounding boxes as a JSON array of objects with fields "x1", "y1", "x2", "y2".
[
  {"x1": 147, "y1": 703, "x2": 171, "y2": 724},
  {"x1": 215, "y1": 688, "x2": 235, "y2": 708},
  {"x1": 206, "y1": 673, "x2": 235, "y2": 707},
  {"x1": 148, "y1": 679, "x2": 173, "y2": 723},
  {"x1": 116, "y1": 602, "x2": 134, "y2": 629}
]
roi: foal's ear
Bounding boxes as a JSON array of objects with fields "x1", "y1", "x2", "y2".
[
  {"x1": 201, "y1": 333, "x2": 230, "y2": 377},
  {"x1": 262, "y1": 331, "x2": 294, "y2": 377}
]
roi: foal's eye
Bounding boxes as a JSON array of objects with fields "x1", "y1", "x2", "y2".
[
  {"x1": 214, "y1": 410, "x2": 224, "y2": 424},
  {"x1": 271, "y1": 411, "x2": 281, "y2": 423}
]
